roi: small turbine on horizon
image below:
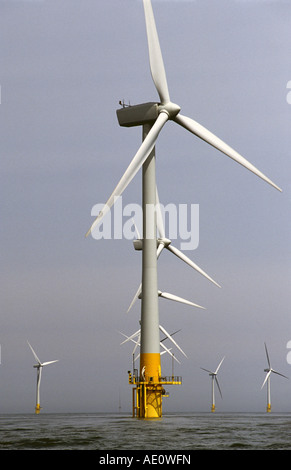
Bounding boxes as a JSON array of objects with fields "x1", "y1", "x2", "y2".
[
  {"x1": 261, "y1": 343, "x2": 288, "y2": 412},
  {"x1": 27, "y1": 341, "x2": 58, "y2": 414},
  {"x1": 201, "y1": 356, "x2": 225, "y2": 412}
]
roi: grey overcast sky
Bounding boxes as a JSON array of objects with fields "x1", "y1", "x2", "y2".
[{"x1": 0, "y1": 0, "x2": 290, "y2": 414}]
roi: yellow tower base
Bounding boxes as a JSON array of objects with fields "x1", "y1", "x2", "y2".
[
  {"x1": 267, "y1": 403, "x2": 271, "y2": 412},
  {"x1": 129, "y1": 372, "x2": 182, "y2": 419},
  {"x1": 211, "y1": 404, "x2": 215, "y2": 412},
  {"x1": 35, "y1": 404, "x2": 41, "y2": 414}
]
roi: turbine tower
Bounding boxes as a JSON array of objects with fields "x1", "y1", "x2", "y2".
[
  {"x1": 28, "y1": 341, "x2": 58, "y2": 414},
  {"x1": 86, "y1": 0, "x2": 281, "y2": 419},
  {"x1": 261, "y1": 343, "x2": 288, "y2": 412},
  {"x1": 201, "y1": 357, "x2": 225, "y2": 412}
]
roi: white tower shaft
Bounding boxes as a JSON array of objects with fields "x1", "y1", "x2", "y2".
[
  {"x1": 140, "y1": 123, "x2": 160, "y2": 357},
  {"x1": 139, "y1": 123, "x2": 162, "y2": 418}
]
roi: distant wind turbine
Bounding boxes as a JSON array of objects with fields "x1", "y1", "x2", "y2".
[
  {"x1": 132, "y1": 190, "x2": 221, "y2": 290},
  {"x1": 127, "y1": 189, "x2": 218, "y2": 313},
  {"x1": 261, "y1": 343, "x2": 288, "y2": 412},
  {"x1": 201, "y1": 356, "x2": 225, "y2": 412},
  {"x1": 27, "y1": 341, "x2": 58, "y2": 414}
]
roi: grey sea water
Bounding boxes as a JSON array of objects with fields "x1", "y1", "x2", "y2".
[{"x1": 0, "y1": 412, "x2": 291, "y2": 451}]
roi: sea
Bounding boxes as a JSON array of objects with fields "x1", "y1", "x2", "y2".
[{"x1": 0, "y1": 412, "x2": 291, "y2": 455}]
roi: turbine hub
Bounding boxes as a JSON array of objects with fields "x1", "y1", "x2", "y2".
[
  {"x1": 158, "y1": 237, "x2": 171, "y2": 247},
  {"x1": 158, "y1": 101, "x2": 181, "y2": 119}
]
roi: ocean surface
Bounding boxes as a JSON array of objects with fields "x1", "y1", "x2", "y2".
[{"x1": 0, "y1": 412, "x2": 290, "y2": 451}]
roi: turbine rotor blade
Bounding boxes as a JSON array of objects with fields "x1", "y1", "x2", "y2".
[
  {"x1": 127, "y1": 283, "x2": 142, "y2": 313},
  {"x1": 86, "y1": 112, "x2": 168, "y2": 237},
  {"x1": 215, "y1": 356, "x2": 225, "y2": 374},
  {"x1": 156, "y1": 242, "x2": 165, "y2": 259},
  {"x1": 132, "y1": 218, "x2": 141, "y2": 240},
  {"x1": 132, "y1": 334, "x2": 141, "y2": 355},
  {"x1": 272, "y1": 370, "x2": 289, "y2": 380},
  {"x1": 27, "y1": 341, "x2": 41, "y2": 365},
  {"x1": 119, "y1": 329, "x2": 141, "y2": 345},
  {"x1": 158, "y1": 290, "x2": 205, "y2": 310},
  {"x1": 42, "y1": 360, "x2": 59, "y2": 366},
  {"x1": 174, "y1": 113, "x2": 282, "y2": 192},
  {"x1": 160, "y1": 341, "x2": 181, "y2": 363},
  {"x1": 261, "y1": 370, "x2": 271, "y2": 389},
  {"x1": 121, "y1": 334, "x2": 140, "y2": 348},
  {"x1": 119, "y1": 331, "x2": 141, "y2": 356},
  {"x1": 215, "y1": 376, "x2": 223, "y2": 399},
  {"x1": 264, "y1": 342, "x2": 271, "y2": 369},
  {"x1": 143, "y1": 0, "x2": 170, "y2": 104},
  {"x1": 159, "y1": 324, "x2": 187, "y2": 358},
  {"x1": 200, "y1": 367, "x2": 214, "y2": 375},
  {"x1": 160, "y1": 329, "x2": 181, "y2": 343},
  {"x1": 166, "y1": 244, "x2": 221, "y2": 288}
]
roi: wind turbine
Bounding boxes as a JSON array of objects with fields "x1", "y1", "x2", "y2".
[
  {"x1": 126, "y1": 190, "x2": 220, "y2": 313},
  {"x1": 261, "y1": 343, "x2": 288, "y2": 412},
  {"x1": 86, "y1": 0, "x2": 281, "y2": 418},
  {"x1": 201, "y1": 356, "x2": 225, "y2": 412},
  {"x1": 132, "y1": 189, "x2": 221, "y2": 289},
  {"x1": 28, "y1": 341, "x2": 58, "y2": 414},
  {"x1": 87, "y1": 0, "x2": 281, "y2": 240}
]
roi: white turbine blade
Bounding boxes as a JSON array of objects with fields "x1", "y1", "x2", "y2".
[
  {"x1": 120, "y1": 332, "x2": 141, "y2": 349},
  {"x1": 132, "y1": 334, "x2": 141, "y2": 355},
  {"x1": 119, "y1": 329, "x2": 141, "y2": 345},
  {"x1": 158, "y1": 290, "x2": 205, "y2": 310},
  {"x1": 156, "y1": 242, "x2": 165, "y2": 259},
  {"x1": 159, "y1": 324, "x2": 187, "y2": 358},
  {"x1": 166, "y1": 244, "x2": 221, "y2": 288},
  {"x1": 132, "y1": 218, "x2": 141, "y2": 239},
  {"x1": 160, "y1": 341, "x2": 181, "y2": 364},
  {"x1": 215, "y1": 356, "x2": 225, "y2": 374},
  {"x1": 272, "y1": 370, "x2": 289, "y2": 380},
  {"x1": 161, "y1": 349, "x2": 170, "y2": 356},
  {"x1": 264, "y1": 342, "x2": 271, "y2": 369},
  {"x1": 174, "y1": 113, "x2": 282, "y2": 193},
  {"x1": 120, "y1": 330, "x2": 141, "y2": 345},
  {"x1": 42, "y1": 360, "x2": 59, "y2": 366},
  {"x1": 27, "y1": 341, "x2": 41, "y2": 365},
  {"x1": 200, "y1": 367, "x2": 214, "y2": 375},
  {"x1": 143, "y1": 0, "x2": 170, "y2": 104},
  {"x1": 86, "y1": 112, "x2": 169, "y2": 237},
  {"x1": 261, "y1": 370, "x2": 271, "y2": 389},
  {"x1": 127, "y1": 283, "x2": 142, "y2": 313},
  {"x1": 160, "y1": 329, "x2": 181, "y2": 343},
  {"x1": 119, "y1": 331, "x2": 135, "y2": 343},
  {"x1": 120, "y1": 331, "x2": 140, "y2": 356},
  {"x1": 215, "y1": 376, "x2": 223, "y2": 399}
]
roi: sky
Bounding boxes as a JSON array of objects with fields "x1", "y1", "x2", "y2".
[{"x1": 0, "y1": 0, "x2": 290, "y2": 414}]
